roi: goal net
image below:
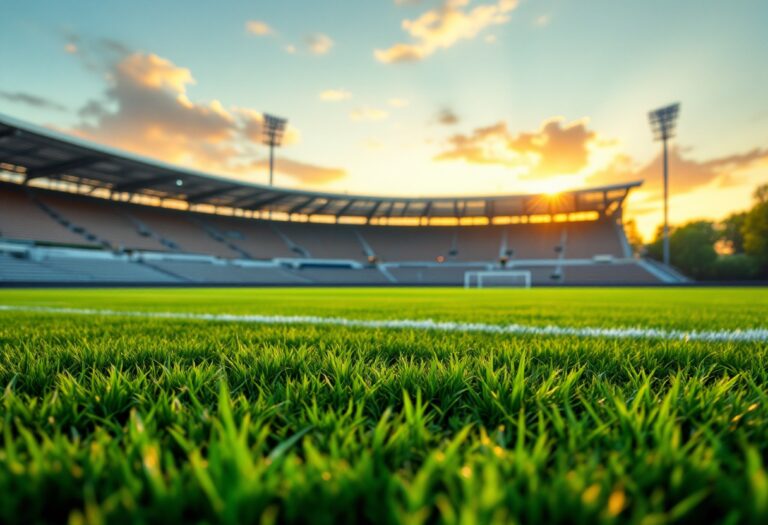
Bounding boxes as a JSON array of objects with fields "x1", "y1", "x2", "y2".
[{"x1": 464, "y1": 270, "x2": 532, "y2": 289}]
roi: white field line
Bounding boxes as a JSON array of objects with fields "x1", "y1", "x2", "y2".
[{"x1": 0, "y1": 304, "x2": 766, "y2": 343}]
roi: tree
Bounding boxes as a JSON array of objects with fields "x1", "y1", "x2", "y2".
[
  {"x1": 743, "y1": 184, "x2": 768, "y2": 276},
  {"x1": 710, "y1": 254, "x2": 759, "y2": 280},
  {"x1": 647, "y1": 221, "x2": 718, "y2": 279},
  {"x1": 720, "y1": 212, "x2": 747, "y2": 254}
]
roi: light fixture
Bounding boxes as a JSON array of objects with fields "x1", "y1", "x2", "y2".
[
  {"x1": 262, "y1": 114, "x2": 288, "y2": 187},
  {"x1": 648, "y1": 103, "x2": 681, "y2": 267}
]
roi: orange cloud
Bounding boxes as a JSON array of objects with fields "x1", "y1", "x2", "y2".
[
  {"x1": 435, "y1": 117, "x2": 596, "y2": 177},
  {"x1": 251, "y1": 158, "x2": 346, "y2": 184},
  {"x1": 375, "y1": 0, "x2": 518, "y2": 63},
  {"x1": 349, "y1": 107, "x2": 389, "y2": 121},
  {"x1": 435, "y1": 108, "x2": 460, "y2": 125},
  {"x1": 589, "y1": 147, "x2": 768, "y2": 199},
  {"x1": 319, "y1": 89, "x2": 352, "y2": 101},
  {"x1": 117, "y1": 53, "x2": 196, "y2": 94},
  {"x1": 74, "y1": 51, "x2": 344, "y2": 185},
  {"x1": 593, "y1": 149, "x2": 768, "y2": 240},
  {"x1": 436, "y1": 115, "x2": 768, "y2": 238},
  {"x1": 246, "y1": 20, "x2": 273, "y2": 36},
  {"x1": 389, "y1": 98, "x2": 410, "y2": 108}
]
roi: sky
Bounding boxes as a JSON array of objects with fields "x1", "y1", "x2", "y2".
[{"x1": 1, "y1": 0, "x2": 767, "y2": 239}]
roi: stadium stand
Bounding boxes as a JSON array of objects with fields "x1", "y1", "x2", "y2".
[
  {"x1": 454, "y1": 225, "x2": 504, "y2": 262},
  {"x1": 560, "y1": 263, "x2": 660, "y2": 285},
  {"x1": 35, "y1": 190, "x2": 167, "y2": 252},
  {"x1": 44, "y1": 256, "x2": 178, "y2": 283},
  {"x1": 291, "y1": 267, "x2": 391, "y2": 284},
  {"x1": 0, "y1": 253, "x2": 88, "y2": 282},
  {"x1": 505, "y1": 223, "x2": 566, "y2": 260},
  {"x1": 0, "y1": 113, "x2": 687, "y2": 285},
  {"x1": 124, "y1": 205, "x2": 241, "y2": 257},
  {"x1": 387, "y1": 265, "x2": 486, "y2": 285},
  {"x1": 142, "y1": 260, "x2": 308, "y2": 284},
  {"x1": 276, "y1": 222, "x2": 367, "y2": 261},
  {"x1": 362, "y1": 225, "x2": 455, "y2": 262},
  {"x1": 0, "y1": 183, "x2": 94, "y2": 246},
  {"x1": 197, "y1": 215, "x2": 298, "y2": 259},
  {"x1": 562, "y1": 219, "x2": 626, "y2": 259}
]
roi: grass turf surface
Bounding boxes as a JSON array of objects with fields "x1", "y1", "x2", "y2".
[{"x1": 0, "y1": 287, "x2": 766, "y2": 524}]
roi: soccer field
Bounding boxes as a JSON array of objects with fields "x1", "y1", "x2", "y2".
[{"x1": 0, "y1": 288, "x2": 766, "y2": 524}]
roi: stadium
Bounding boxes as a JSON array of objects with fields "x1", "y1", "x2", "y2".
[
  {"x1": 1, "y1": 2, "x2": 767, "y2": 524},
  {"x1": 0, "y1": 115, "x2": 685, "y2": 287}
]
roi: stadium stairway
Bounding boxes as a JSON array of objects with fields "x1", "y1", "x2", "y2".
[
  {"x1": 192, "y1": 218, "x2": 253, "y2": 259},
  {"x1": 26, "y1": 190, "x2": 108, "y2": 248}
]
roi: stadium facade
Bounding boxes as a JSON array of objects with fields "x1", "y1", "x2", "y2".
[{"x1": 0, "y1": 114, "x2": 685, "y2": 286}]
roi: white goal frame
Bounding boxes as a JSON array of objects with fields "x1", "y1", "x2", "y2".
[{"x1": 464, "y1": 270, "x2": 532, "y2": 289}]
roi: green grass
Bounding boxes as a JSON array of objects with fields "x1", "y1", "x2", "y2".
[{"x1": 0, "y1": 288, "x2": 766, "y2": 524}]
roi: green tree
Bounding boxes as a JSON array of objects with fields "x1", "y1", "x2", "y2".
[
  {"x1": 710, "y1": 254, "x2": 759, "y2": 280},
  {"x1": 720, "y1": 212, "x2": 747, "y2": 253},
  {"x1": 647, "y1": 221, "x2": 718, "y2": 279},
  {"x1": 743, "y1": 184, "x2": 768, "y2": 276}
]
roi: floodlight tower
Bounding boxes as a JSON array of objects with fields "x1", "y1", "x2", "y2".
[
  {"x1": 648, "y1": 103, "x2": 680, "y2": 267},
  {"x1": 262, "y1": 114, "x2": 288, "y2": 186}
]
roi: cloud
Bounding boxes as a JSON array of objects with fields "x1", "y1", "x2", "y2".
[
  {"x1": 375, "y1": 0, "x2": 519, "y2": 63},
  {"x1": 363, "y1": 138, "x2": 385, "y2": 151},
  {"x1": 484, "y1": 34, "x2": 497, "y2": 43},
  {"x1": 0, "y1": 91, "x2": 67, "y2": 112},
  {"x1": 439, "y1": 115, "x2": 766, "y2": 210},
  {"x1": 349, "y1": 107, "x2": 389, "y2": 121},
  {"x1": 439, "y1": 114, "x2": 768, "y2": 206},
  {"x1": 435, "y1": 114, "x2": 768, "y2": 235},
  {"x1": 70, "y1": 50, "x2": 343, "y2": 185},
  {"x1": 436, "y1": 108, "x2": 459, "y2": 125},
  {"x1": 246, "y1": 20, "x2": 273, "y2": 36},
  {"x1": 306, "y1": 33, "x2": 334, "y2": 55},
  {"x1": 284, "y1": 44, "x2": 297, "y2": 54},
  {"x1": 534, "y1": 14, "x2": 551, "y2": 27},
  {"x1": 389, "y1": 98, "x2": 410, "y2": 108},
  {"x1": 60, "y1": 31, "x2": 133, "y2": 73},
  {"x1": 588, "y1": 147, "x2": 768, "y2": 200},
  {"x1": 435, "y1": 117, "x2": 596, "y2": 177},
  {"x1": 252, "y1": 158, "x2": 346, "y2": 183},
  {"x1": 319, "y1": 89, "x2": 352, "y2": 102}
]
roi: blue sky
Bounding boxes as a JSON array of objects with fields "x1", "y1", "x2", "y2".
[{"x1": 1, "y1": 0, "x2": 767, "y2": 237}]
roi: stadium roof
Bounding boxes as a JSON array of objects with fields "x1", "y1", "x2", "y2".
[{"x1": 0, "y1": 113, "x2": 641, "y2": 220}]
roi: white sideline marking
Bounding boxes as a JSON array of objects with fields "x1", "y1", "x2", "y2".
[{"x1": 0, "y1": 304, "x2": 766, "y2": 343}]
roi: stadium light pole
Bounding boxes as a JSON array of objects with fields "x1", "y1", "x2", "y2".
[
  {"x1": 262, "y1": 114, "x2": 288, "y2": 186},
  {"x1": 648, "y1": 103, "x2": 680, "y2": 267}
]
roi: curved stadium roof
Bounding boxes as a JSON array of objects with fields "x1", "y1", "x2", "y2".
[{"x1": 0, "y1": 113, "x2": 641, "y2": 220}]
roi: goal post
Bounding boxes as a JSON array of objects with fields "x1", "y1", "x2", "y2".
[{"x1": 464, "y1": 270, "x2": 532, "y2": 289}]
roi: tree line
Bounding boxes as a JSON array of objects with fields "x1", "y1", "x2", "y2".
[{"x1": 626, "y1": 184, "x2": 768, "y2": 280}]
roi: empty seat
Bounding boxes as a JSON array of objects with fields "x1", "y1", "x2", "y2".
[
  {"x1": 143, "y1": 260, "x2": 307, "y2": 284},
  {"x1": 127, "y1": 207, "x2": 240, "y2": 258},
  {"x1": 0, "y1": 184, "x2": 93, "y2": 246},
  {"x1": 37, "y1": 192, "x2": 167, "y2": 252},
  {"x1": 277, "y1": 222, "x2": 367, "y2": 260},
  {"x1": 200, "y1": 216, "x2": 297, "y2": 259}
]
